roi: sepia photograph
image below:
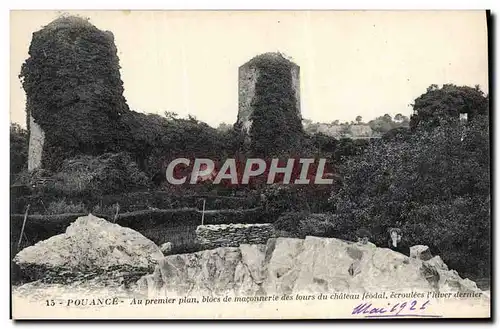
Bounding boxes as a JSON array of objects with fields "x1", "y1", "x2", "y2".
[{"x1": 9, "y1": 9, "x2": 491, "y2": 319}]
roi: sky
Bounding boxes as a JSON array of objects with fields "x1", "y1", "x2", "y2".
[{"x1": 10, "y1": 10, "x2": 489, "y2": 128}]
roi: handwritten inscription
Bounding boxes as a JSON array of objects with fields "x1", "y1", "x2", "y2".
[{"x1": 352, "y1": 300, "x2": 435, "y2": 318}]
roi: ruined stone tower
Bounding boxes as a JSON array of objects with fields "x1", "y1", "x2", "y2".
[
  {"x1": 20, "y1": 15, "x2": 130, "y2": 171},
  {"x1": 237, "y1": 52, "x2": 301, "y2": 132}
]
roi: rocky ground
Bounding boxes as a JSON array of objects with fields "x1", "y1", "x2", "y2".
[{"x1": 12, "y1": 214, "x2": 490, "y2": 307}]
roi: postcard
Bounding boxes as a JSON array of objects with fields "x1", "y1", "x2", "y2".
[{"x1": 10, "y1": 10, "x2": 491, "y2": 320}]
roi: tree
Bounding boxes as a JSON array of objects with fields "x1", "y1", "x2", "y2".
[
  {"x1": 310, "y1": 132, "x2": 337, "y2": 155},
  {"x1": 164, "y1": 111, "x2": 178, "y2": 120},
  {"x1": 303, "y1": 118, "x2": 313, "y2": 126},
  {"x1": 382, "y1": 114, "x2": 392, "y2": 122},
  {"x1": 10, "y1": 123, "x2": 28, "y2": 179},
  {"x1": 119, "y1": 111, "x2": 166, "y2": 171},
  {"x1": 333, "y1": 138, "x2": 370, "y2": 163},
  {"x1": 355, "y1": 116, "x2": 363, "y2": 124},
  {"x1": 410, "y1": 84, "x2": 489, "y2": 130},
  {"x1": 330, "y1": 90, "x2": 490, "y2": 279},
  {"x1": 368, "y1": 116, "x2": 393, "y2": 134},
  {"x1": 216, "y1": 122, "x2": 232, "y2": 133}
]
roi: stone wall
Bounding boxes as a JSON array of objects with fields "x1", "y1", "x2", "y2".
[
  {"x1": 196, "y1": 223, "x2": 276, "y2": 248},
  {"x1": 290, "y1": 64, "x2": 301, "y2": 120},
  {"x1": 28, "y1": 114, "x2": 45, "y2": 171},
  {"x1": 237, "y1": 65, "x2": 259, "y2": 133}
]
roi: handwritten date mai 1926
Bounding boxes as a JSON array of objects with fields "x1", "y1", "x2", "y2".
[{"x1": 352, "y1": 299, "x2": 431, "y2": 317}]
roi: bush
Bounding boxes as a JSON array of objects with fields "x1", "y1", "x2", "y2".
[
  {"x1": 122, "y1": 111, "x2": 234, "y2": 175},
  {"x1": 259, "y1": 183, "x2": 335, "y2": 213},
  {"x1": 10, "y1": 123, "x2": 28, "y2": 179},
  {"x1": 298, "y1": 213, "x2": 337, "y2": 238},
  {"x1": 46, "y1": 199, "x2": 87, "y2": 215},
  {"x1": 43, "y1": 152, "x2": 150, "y2": 198},
  {"x1": 273, "y1": 211, "x2": 336, "y2": 238}
]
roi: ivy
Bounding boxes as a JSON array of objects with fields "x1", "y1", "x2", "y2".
[
  {"x1": 248, "y1": 53, "x2": 304, "y2": 157},
  {"x1": 19, "y1": 15, "x2": 132, "y2": 170}
]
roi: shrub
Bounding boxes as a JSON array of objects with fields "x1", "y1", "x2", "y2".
[
  {"x1": 260, "y1": 183, "x2": 335, "y2": 213},
  {"x1": 273, "y1": 211, "x2": 336, "y2": 238},
  {"x1": 122, "y1": 112, "x2": 233, "y2": 175},
  {"x1": 46, "y1": 199, "x2": 87, "y2": 215},
  {"x1": 298, "y1": 213, "x2": 337, "y2": 238},
  {"x1": 91, "y1": 202, "x2": 120, "y2": 217},
  {"x1": 10, "y1": 123, "x2": 28, "y2": 178},
  {"x1": 45, "y1": 152, "x2": 150, "y2": 198}
]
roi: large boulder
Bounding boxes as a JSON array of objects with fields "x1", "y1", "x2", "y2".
[
  {"x1": 13, "y1": 214, "x2": 163, "y2": 282},
  {"x1": 139, "y1": 236, "x2": 487, "y2": 299}
]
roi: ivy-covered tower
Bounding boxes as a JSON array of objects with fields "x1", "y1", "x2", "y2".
[
  {"x1": 237, "y1": 52, "x2": 303, "y2": 157},
  {"x1": 20, "y1": 15, "x2": 131, "y2": 171}
]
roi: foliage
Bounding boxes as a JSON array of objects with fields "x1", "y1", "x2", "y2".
[
  {"x1": 368, "y1": 113, "x2": 410, "y2": 134},
  {"x1": 307, "y1": 132, "x2": 337, "y2": 156},
  {"x1": 19, "y1": 15, "x2": 131, "y2": 170},
  {"x1": 10, "y1": 123, "x2": 29, "y2": 179},
  {"x1": 40, "y1": 152, "x2": 150, "y2": 198},
  {"x1": 259, "y1": 182, "x2": 336, "y2": 214},
  {"x1": 248, "y1": 52, "x2": 304, "y2": 157},
  {"x1": 303, "y1": 114, "x2": 409, "y2": 137},
  {"x1": 332, "y1": 138, "x2": 370, "y2": 163},
  {"x1": 273, "y1": 211, "x2": 336, "y2": 238},
  {"x1": 91, "y1": 202, "x2": 120, "y2": 216},
  {"x1": 410, "y1": 84, "x2": 488, "y2": 130},
  {"x1": 46, "y1": 199, "x2": 88, "y2": 215},
  {"x1": 330, "y1": 88, "x2": 490, "y2": 278},
  {"x1": 121, "y1": 111, "x2": 234, "y2": 176},
  {"x1": 216, "y1": 122, "x2": 233, "y2": 133}
]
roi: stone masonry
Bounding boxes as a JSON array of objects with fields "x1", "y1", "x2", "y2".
[
  {"x1": 27, "y1": 114, "x2": 45, "y2": 171},
  {"x1": 196, "y1": 223, "x2": 276, "y2": 249}
]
